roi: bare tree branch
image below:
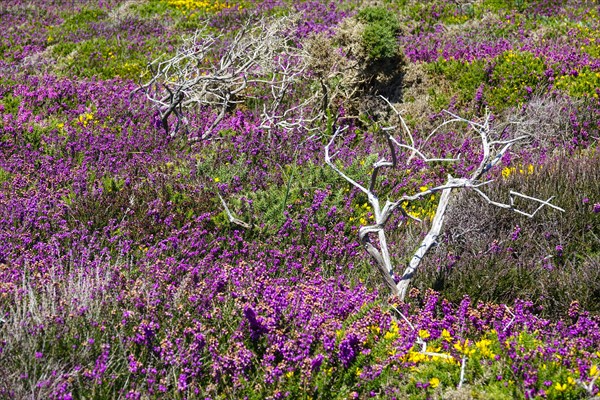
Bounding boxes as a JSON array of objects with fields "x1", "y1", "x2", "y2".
[
  {"x1": 133, "y1": 15, "x2": 315, "y2": 139},
  {"x1": 217, "y1": 193, "x2": 251, "y2": 229},
  {"x1": 325, "y1": 106, "x2": 564, "y2": 301}
]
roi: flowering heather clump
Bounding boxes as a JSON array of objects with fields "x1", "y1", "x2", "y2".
[{"x1": 0, "y1": 0, "x2": 599, "y2": 399}]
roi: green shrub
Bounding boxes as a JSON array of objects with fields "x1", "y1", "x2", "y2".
[
  {"x1": 487, "y1": 50, "x2": 548, "y2": 110},
  {"x1": 357, "y1": 6, "x2": 401, "y2": 61},
  {"x1": 131, "y1": 0, "x2": 172, "y2": 18},
  {"x1": 482, "y1": 0, "x2": 528, "y2": 12},
  {"x1": 555, "y1": 68, "x2": 600, "y2": 98},
  {"x1": 60, "y1": 7, "x2": 107, "y2": 31},
  {"x1": 406, "y1": 1, "x2": 474, "y2": 27},
  {"x1": 426, "y1": 58, "x2": 487, "y2": 111},
  {"x1": 52, "y1": 37, "x2": 149, "y2": 79},
  {"x1": 0, "y1": 167, "x2": 11, "y2": 185}
]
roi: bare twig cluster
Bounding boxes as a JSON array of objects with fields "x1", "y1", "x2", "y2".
[
  {"x1": 133, "y1": 15, "x2": 312, "y2": 139},
  {"x1": 325, "y1": 100, "x2": 564, "y2": 301}
]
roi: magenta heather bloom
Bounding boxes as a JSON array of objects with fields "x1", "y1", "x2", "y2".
[
  {"x1": 511, "y1": 225, "x2": 521, "y2": 241},
  {"x1": 0, "y1": 1, "x2": 598, "y2": 399}
]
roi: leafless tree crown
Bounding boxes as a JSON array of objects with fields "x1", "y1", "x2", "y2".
[
  {"x1": 133, "y1": 15, "x2": 318, "y2": 139},
  {"x1": 326, "y1": 100, "x2": 564, "y2": 300}
]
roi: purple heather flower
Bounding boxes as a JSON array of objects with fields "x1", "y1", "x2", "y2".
[
  {"x1": 555, "y1": 245, "x2": 563, "y2": 256},
  {"x1": 511, "y1": 225, "x2": 521, "y2": 241},
  {"x1": 177, "y1": 373, "x2": 187, "y2": 391},
  {"x1": 415, "y1": 381, "x2": 430, "y2": 389},
  {"x1": 594, "y1": 203, "x2": 600, "y2": 213},
  {"x1": 311, "y1": 354, "x2": 324, "y2": 371}
]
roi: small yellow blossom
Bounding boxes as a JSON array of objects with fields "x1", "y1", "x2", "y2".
[
  {"x1": 429, "y1": 377, "x2": 440, "y2": 388},
  {"x1": 214, "y1": 177, "x2": 220, "y2": 182},
  {"x1": 554, "y1": 382, "x2": 567, "y2": 392},
  {"x1": 453, "y1": 339, "x2": 475, "y2": 355},
  {"x1": 441, "y1": 329, "x2": 452, "y2": 341},
  {"x1": 418, "y1": 329, "x2": 430, "y2": 339},
  {"x1": 475, "y1": 338, "x2": 495, "y2": 358},
  {"x1": 419, "y1": 186, "x2": 428, "y2": 192},
  {"x1": 408, "y1": 351, "x2": 426, "y2": 363},
  {"x1": 591, "y1": 364, "x2": 599, "y2": 377}
]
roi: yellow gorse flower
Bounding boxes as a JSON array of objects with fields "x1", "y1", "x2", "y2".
[
  {"x1": 418, "y1": 329, "x2": 430, "y2": 339},
  {"x1": 384, "y1": 321, "x2": 399, "y2": 340},
  {"x1": 441, "y1": 329, "x2": 452, "y2": 341},
  {"x1": 554, "y1": 382, "x2": 567, "y2": 392},
  {"x1": 77, "y1": 112, "x2": 95, "y2": 127},
  {"x1": 166, "y1": 0, "x2": 231, "y2": 13},
  {"x1": 453, "y1": 339, "x2": 475, "y2": 356},
  {"x1": 475, "y1": 338, "x2": 496, "y2": 359},
  {"x1": 429, "y1": 377, "x2": 440, "y2": 388}
]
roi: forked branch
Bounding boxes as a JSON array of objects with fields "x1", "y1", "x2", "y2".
[
  {"x1": 325, "y1": 108, "x2": 564, "y2": 301},
  {"x1": 133, "y1": 15, "x2": 312, "y2": 139}
]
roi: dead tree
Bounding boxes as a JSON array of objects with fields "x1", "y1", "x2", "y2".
[
  {"x1": 132, "y1": 15, "x2": 313, "y2": 139},
  {"x1": 325, "y1": 101, "x2": 564, "y2": 301}
]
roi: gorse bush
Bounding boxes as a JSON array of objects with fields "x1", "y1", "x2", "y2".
[
  {"x1": 555, "y1": 67, "x2": 600, "y2": 98},
  {"x1": 487, "y1": 50, "x2": 549, "y2": 109},
  {"x1": 357, "y1": 6, "x2": 401, "y2": 61},
  {"x1": 426, "y1": 58, "x2": 487, "y2": 111}
]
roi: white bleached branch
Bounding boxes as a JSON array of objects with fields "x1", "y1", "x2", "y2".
[
  {"x1": 325, "y1": 105, "x2": 563, "y2": 301},
  {"x1": 133, "y1": 15, "x2": 314, "y2": 139}
]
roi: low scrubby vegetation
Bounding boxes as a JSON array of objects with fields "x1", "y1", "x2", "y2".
[{"x1": 0, "y1": 0, "x2": 599, "y2": 399}]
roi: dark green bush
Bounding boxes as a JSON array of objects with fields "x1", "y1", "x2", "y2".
[{"x1": 357, "y1": 6, "x2": 401, "y2": 61}]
